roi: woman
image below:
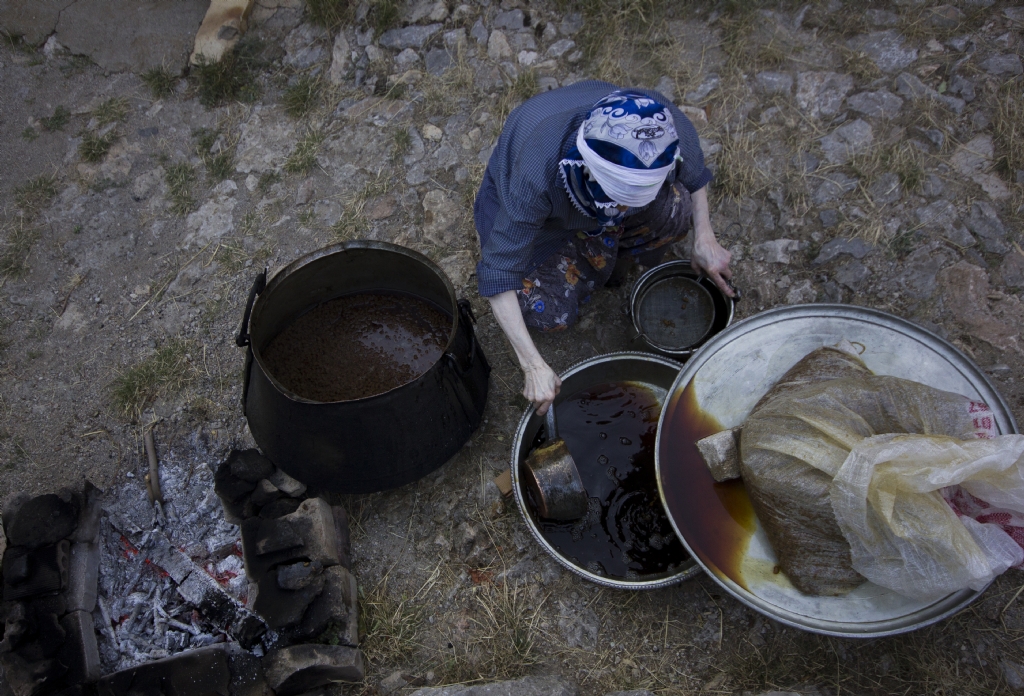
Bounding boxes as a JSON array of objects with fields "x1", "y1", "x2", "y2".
[{"x1": 473, "y1": 80, "x2": 734, "y2": 415}]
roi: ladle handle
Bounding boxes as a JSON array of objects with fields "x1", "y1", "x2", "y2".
[
  {"x1": 545, "y1": 404, "x2": 558, "y2": 441},
  {"x1": 235, "y1": 270, "x2": 267, "y2": 347}
]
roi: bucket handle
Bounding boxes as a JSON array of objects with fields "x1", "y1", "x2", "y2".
[{"x1": 235, "y1": 270, "x2": 267, "y2": 348}]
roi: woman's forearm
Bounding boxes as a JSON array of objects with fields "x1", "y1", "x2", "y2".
[{"x1": 488, "y1": 290, "x2": 544, "y2": 368}]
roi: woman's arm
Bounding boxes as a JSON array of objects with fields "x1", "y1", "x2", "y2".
[
  {"x1": 487, "y1": 289, "x2": 561, "y2": 415},
  {"x1": 689, "y1": 186, "x2": 735, "y2": 297}
]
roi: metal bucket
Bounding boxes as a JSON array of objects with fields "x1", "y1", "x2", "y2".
[
  {"x1": 511, "y1": 352, "x2": 700, "y2": 589},
  {"x1": 237, "y1": 241, "x2": 490, "y2": 494},
  {"x1": 656, "y1": 304, "x2": 1019, "y2": 637},
  {"x1": 629, "y1": 260, "x2": 735, "y2": 358}
]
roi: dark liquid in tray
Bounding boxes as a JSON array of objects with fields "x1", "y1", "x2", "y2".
[
  {"x1": 261, "y1": 291, "x2": 450, "y2": 402},
  {"x1": 526, "y1": 382, "x2": 690, "y2": 580},
  {"x1": 657, "y1": 381, "x2": 756, "y2": 587}
]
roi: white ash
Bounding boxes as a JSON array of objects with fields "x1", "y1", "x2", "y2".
[{"x1": 95, "y1": 430, "x2": 254, "y2": 673}]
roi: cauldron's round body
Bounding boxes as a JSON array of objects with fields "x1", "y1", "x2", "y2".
[{"x1": 238, "y1": 241, "x2": 490, "y2": 493}]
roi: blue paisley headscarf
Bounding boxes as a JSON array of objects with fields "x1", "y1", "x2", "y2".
[{"x1": 559, "y1": 91, "x2": 680, "y2": 231}]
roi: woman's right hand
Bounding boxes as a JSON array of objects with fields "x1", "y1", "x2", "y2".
[{"x1": 523, "y1": 361, "x2": 562, "y2": 415}]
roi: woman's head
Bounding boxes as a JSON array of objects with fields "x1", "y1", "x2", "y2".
[{"x1": 577, "y1": 91, "x2": 679, "y2": 208}]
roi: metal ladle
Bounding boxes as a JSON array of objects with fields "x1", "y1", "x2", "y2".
[{"x1": 522, "y1": 405, "x2": 589, "y2": 521}]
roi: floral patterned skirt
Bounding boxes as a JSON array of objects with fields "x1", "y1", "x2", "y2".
[{"x1": 517, "y1": 182, "x2": 693, "y2": 331}]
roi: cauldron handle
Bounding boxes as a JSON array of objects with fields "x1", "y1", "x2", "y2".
[
  {"x1": 445, "y1": 299, "x2": 478, "y2": 372},
  {"x1": 235, "y1": 270, "x2": 267, "y2": 347}
]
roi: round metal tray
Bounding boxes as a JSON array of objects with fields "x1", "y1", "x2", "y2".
[
  {"x1": 655, "y1": 304, "x2": 1019, "y2": 637},
  {"x1": 511, "y1": 352, "x2": 700, "y2": 589}
]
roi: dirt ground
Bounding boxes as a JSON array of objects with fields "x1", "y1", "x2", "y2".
[{"x1": 2, "y1": 0, "x2": 1024, "y2": 693}]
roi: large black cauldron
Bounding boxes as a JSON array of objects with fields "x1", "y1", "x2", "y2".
[{"x1": 237, "y1": 241, "x2": 490, "y2": 493}]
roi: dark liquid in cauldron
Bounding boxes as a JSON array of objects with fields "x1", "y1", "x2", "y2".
[
  {"x1": 526, "y1": 382, "x2": 689, "y2": 580},
  {"x1": 261, "y1": 291, "x2": 450, "y2": 402}
]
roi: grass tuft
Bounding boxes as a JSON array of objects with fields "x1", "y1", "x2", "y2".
[
  {"x1": 79, "y1": 131, "x2": 118, "y2": 162},
  {"x1": 714, "y1": 130, "x2": 771, "y2": 200},
  {"x1": 0, "y1": 220, "x2": 42, "y2": 280},
  {"x1": 993, "y1": 80, "x2": 1024, "y2": 178},
  {"x1": 494, "y1": 69, "x2": 538, "y2": 135},
  {"x1": 391, "y1": 127, "x2": 412, "y2": 161},
  {"x1": 421, "y1": 51, "x2": 477, "y2": 118},
  {"x1": 283, "y1": 75, "x2": 323, "y2": 118},
  {"x1": 93, "y1": 96, "x2": 130, "y2": 126},
  {"x1": 284, "y1": 129, "x2": 324, "y2": 173},
  {"x1": 192, "y1": 40, "x2": 262, "y2": 107},
  {"x1": 306, "y1": 0, "x2": 355, "y2": 32},
  {"x1": 360, "y1": 576, "x2": 425, "y2": 666},
  {"x1": 165, "y1": 162, "x2": 197, "y2": 215},
  {"x1": 367, "y1": 0, "x2": 402, "y2": 37},
  {"x1": 14, "y1": 175, "x2": 58, "y2": 216},
  {"x1": 141, "y1": 67, "x2": 178, "y2": 98},
  {"x1": 110, "y1": 339, "x2": 199, "y2": 418},
  {"x1": 40, "y1": 106, "x2": 71, "y2": 132},
  {"x1": 193, "y1": 128, "x2": 235, "y2": 181}
]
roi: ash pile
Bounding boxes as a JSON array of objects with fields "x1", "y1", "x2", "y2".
[{"x1": 0, "y1": 444, "x2": 363, "y2": 696}]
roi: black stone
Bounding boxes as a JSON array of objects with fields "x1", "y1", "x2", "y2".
[
  {"x1": 295, "y1": 566, "x2": 358, "y2": 645},
  {"x1": 95, "y1": 644, "x2": 231, "y2": 696},
  {"x1": 0, "y1": 652, "x2": 67, "y2": 695},
  {"x1": 258, "y1": 498, "x2": 301, "y2": 519},
  {"x1": 15, "y1": 611, "x2": 65, "y2": 662},
  {"x1": 3, "y1": 541, "x2": 70, "y2": 601},
  {"x1": 253, "y1": 572, "x2": 325, "y2": 631},
  {"x1": 254, "y1": 519, "x2": 304, "y2": 556},
  {"x1": 277, "y1": 561, "x2": 322, "y2": 591},
  {"x1": 331, "y1": 506, "x2": 351, "y2": 569},
  {"x1": 228, "y1": 449, "x2": 275, "y2": 483},
  {"x1": 215, "y1": 460, "x2": 257, "y2": 504},
  {"x1": 6, "y1": 494, "x2": 80, "y2": 549}
]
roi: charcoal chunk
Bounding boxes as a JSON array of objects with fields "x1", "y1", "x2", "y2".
[
  {"x1": 6, "y1": 494, "x2": 79, "y2": 549},
  {"x1": 228, "y1": 449, "x2": 276, "y2": 483}
]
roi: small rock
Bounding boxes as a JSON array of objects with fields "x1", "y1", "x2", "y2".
[
  {"x1": 251, "y1": 479, "x2": 282, "y2": 507},
  {"x1": 488, "y1": 30, "x2": 513, "y2": 60},
  {"x1": 865, "y1": 9, "x2": 899, "y2": 26},
  {"x1": 395, "y1": 47, "x2": 421, "y2": 68},
  {"x1": 684, "y1": 73, "x2": 720, "y2": 102},
  {"x1": 938, "y1": 262, "x2": 1023, "y2": 353},
  {"x1": 835, "y1": 259, "x2": 871, "y2": 289},
  {"x1": 493, "y1": 9, "x2": 525, "y2": 30},
  {"x1": 558, "y1": 605, "x2": 600, "y2": 650},
  {"x1": 1002, "y1": 660, "x2": 1024, "y2": 691},
  {"x1": 846, "y1": 90, "x2": 903, "y2": 119},
  {"x1": 921, "y1": 173, "x2": 946, "y2": 197},
  {"x1": 813, "y1": 237, "x2": 873, "y2": 265},
  {"x1": 438, "y1": 250, "x2": 475, "y2": 289},
  {"x1": 422, "y1": 190, "x2": 462, "y2": 246},
  {"x1": 846, "y1": 30, "x2": 918, "y2": 73},
  {"x1": 380, "y1": 24, "x2": 443, "y2": 50},
  {"x1": 924, "y1": 4, "x2": 963, "y2": 28},
  {"x1": 538, "y1": 76, "x2": 559, "y2": 92},
  {"x1": 754, "y1": 71, "x2": 793, "y2": 95},
  {"x1": 329, "y1": 32, "x2": 350, "y2": 85},
  {"x1": 654, "y1": 75, "x2": 676, "y2": 102},
  {"x1": 1000, "y1": 250, "x2": 1024, "y2": 288},
  {"x1": 980, "y1": 54, "x2": 1023, "y2": 76},
  {"x1": 295, "y1": 178, "x2": 315, "y2": 206},
  {"x1": 965, "y1": 201, "x2": 1009, "y2": 254},
  {"x1": 812, "y1": 172, "x2": 858, "y2": 205},
  {"x1": 381, "y1": 671, "x2": 410, "y2": 695},
  {"x1": 425, "y1": 48, "x2": 452, "y2": 75},
  {"x1": 267, "y1": 468, "x2": 307, "y2": 498},
  {"x1": 131, "y1": 166, "x2": 165, "y2": 201},
  {"x1": 894, "y1": 72, "x2": 965, "y2": 114},
  {"x1": 560, "y1": 13, "x2": 583, "y2": 36},
  {"x1": 819, "y1": 119, "x2": 873, "y2": 164},
  {"x1": 785, "y1": 279, "x2": 817, "y2": 304},
  {"x1": 751, "y1": 239, "x2": 806, "y2": 264},
  {"x1": 819, "y1": 209, "x2": 839, "y2": 227},
  {"x1": 422, "y1": 124, "x2": 443, "y2": 141},
  {"x1": 948, "y1": 74, "x2": 976, "y2": 102},
  {"x1": 518, "y1": 50, "x2": 538, "y2": 66},
  {"x1": 916, "y1": 200, "x2": 974, "y2": 247},
  {"x1": 547, "y1": 38, "x2": 576, "y2": 58},
  {"x1": 868, "y1": 172, "x2": 902, "y2": 205},
  {"x1": 470, "y1": 19, "x2": 488, "y2": 44},
  {"x1": 950, "y1": 134, "x2": 1011, "y2": 200},
  {"x1": 796, "y1": 72, "x2": 854, "y2": 119},
  {"x1": 284, "y1": 23, "x2": 328, "y2": 69}
]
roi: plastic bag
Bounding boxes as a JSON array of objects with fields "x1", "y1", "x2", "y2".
[
  {"x1": 740, "y1": 344, "x2": 1004, "y2": 596},
  {"x1": 831, "y1": 433, "x2": 1024, "y2": 601}
]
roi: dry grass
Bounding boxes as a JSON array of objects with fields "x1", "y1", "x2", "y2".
[
  {"x1": 109, "y1": 338, "x2": 200, "y2": 418},
  {"x1": 994, "y1": 79, "x2": 1024, "y2": 179},
  {"x1": 193, "y1": 128, "x2": 235, "y2": 181},
  {"x1": 93, "y1": 96, "x2": 130, "y2": 126},
  {"x1": 494, "y1": 70, "x2": 539, "y2": 136},
  {"x1": 14, "y1": 175, "x2": 58, "y2": 217},
  {"x1": 0, "y1": 220, "x2": 42, "y2": 280},
  {"x1": 713, "y1": 129, "x2": 773, "y2": 200},
  {"x1": 283, "y1": 75, "x2": 324, "y2": 119},
  {"x1": 359, "y1": 573, "x2": 426, "y2": 667},
  {"x1": 165, "y1": 162, "x2": 197, "y2": 215},
  {"x1": 141, "y1": 67, "x2": 178, "y2": 98},
  {"x1": 78, "y1": 131, "x2": 118, "y2": 163},
  {"x1": 284, "y1": 129, "x2": 324, "y2": 174},
  {"x1": 420, "y1": 51, "x2": 477, "y2": 118},
  {"x1": 306, "y1": 0, "x2": 355, "y2": 32},
  {"x1": 333, "y1": 169, "x2": 390, "y2": 239}
]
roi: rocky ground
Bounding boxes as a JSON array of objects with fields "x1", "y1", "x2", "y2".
[{"x1": 2, "y1": 0, "x2": 1024, "y2": 693}]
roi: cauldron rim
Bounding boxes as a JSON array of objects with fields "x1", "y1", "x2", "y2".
[{"x1": 249, "y1": 240, "x2": 460, "y2": 405}]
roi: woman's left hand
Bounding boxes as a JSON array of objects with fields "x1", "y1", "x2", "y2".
[{"x1": 689, "y1": 186, "x2": 735, "y2": 297}]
